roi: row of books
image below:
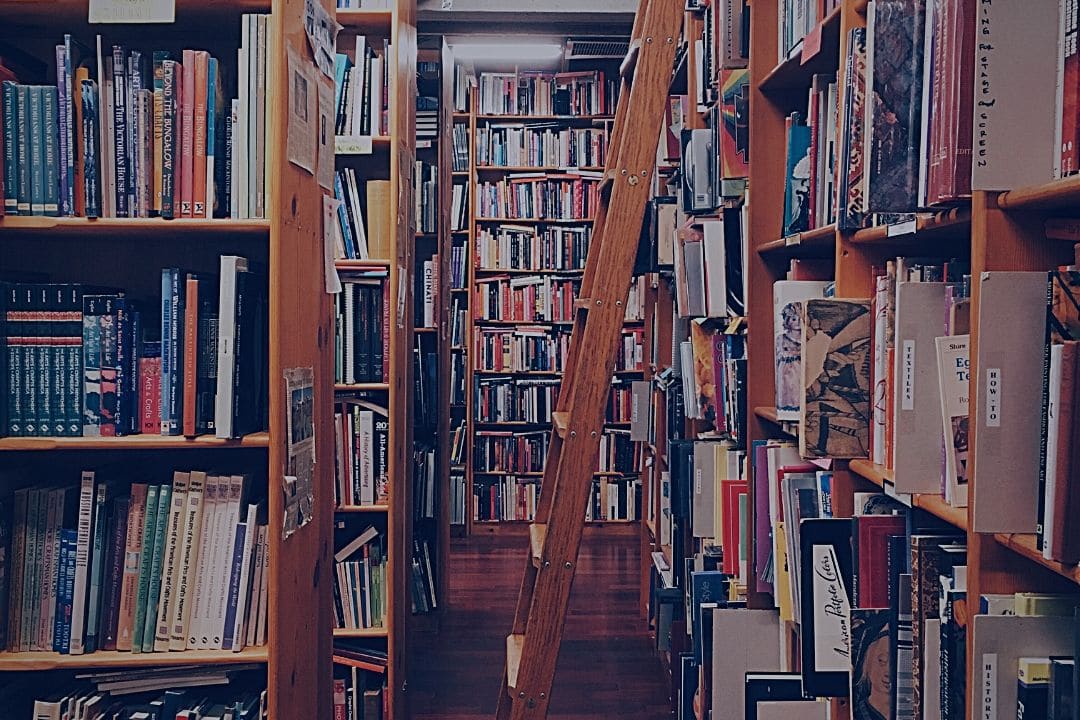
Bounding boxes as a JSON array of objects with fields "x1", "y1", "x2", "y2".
[
  {"x1": 332, "y1": 170, "x2": 392, "y2": 261},
  {"x1": 473, "y1": 326, "x2": 571, "y2": 374},
  {"x1": 473, "y1": 377, "x2": 638, "y2": 425},
  {"x1": 449, "y1": 244, "x2": 468, "y2": 289},
  {"x1": 333, "y1": 397, "x2": 389, "y2": 508},
  {"x1": 334, "y1": 274, "x2": 390, "y2": 385},
  {"x1": 332, "y1": 525, "x2": 386, "y2": 631},
  {"x1": 597, "y1": 428, "x2": 640, "y2": 474},
  {"x1": 451, "y1": 122, "x2": 469, "y2": 172},
  {"x1": 333, "y1": 36, "x2": 391, "y2": 139},
  {"x1": 474, "y1": 224, "x2": 591, "y2": 272},
  {"x1": 474, "y1": 173, "x2": 600, "y2": 220},
  {"x1": 2, "y1": 469, "x2": 267, "y2": 656},
  {"x1": 449, "y1": 297, "x2": 466, "y2": 346},
  {"x1": 453, "y1": 65, "x2": 474, "y2": 114},
  {"x1": 780, "y1": 74, "x2": 838, "y2": 236},
  {"x1": 777, "y1": 0, "x2": 841, "y2": 62},
  {"x1": 333, "y1": 663, "x2": 386, "y2": 720},
  {"x1": 680, "y1": 322, "x2": 748, "y2": 443},
  {"x1": 1, "y1": 256, "x2": 265, "y2": 439},
  {"x1": 672, "y1": 209, "x2": 746, "y2": 319},
  {"x1": 475, "y1": 125, "x2": 606, "y2": 169},
  {"x1": 474, "y1": 70, "x2": 617, "y2": 117},
  {"x1": 412, "y1": 335, "x2": 439, "y2": 428},
  {"x1": 471, "y1": 475, "x2": 642, "y2": 523},
  {"x1": 473, "y1": 430, "x2": 549, "y2": 474},
  {"x1": 1, "y1": 19, "x2": 270, "y2": 219},
  {"x1": 449, "y1": 353, "x2": 466, "y2": 406},
  {"x1": 451, "y1": 182, "x2": 468, "y2": 231},
  {"x1": 449, "y1": 470, "x2": 467, "y2": 526},
  {"x1": 472, "y1": 274, "x2": 579, "y2": 323},
  {"x1": 414, "y1": 257, "x2": 438, "y2": 329},
  {"x1": 413, "y1": 160, "x2": 437, "y2": 235},
  {"x1": 410, "y1": 538, "x2": 438, "y2": 615},
  {"x1": 18, "y1": 667, "x2": 264, "y2": 719}
]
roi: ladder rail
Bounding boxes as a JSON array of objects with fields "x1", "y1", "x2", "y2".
[{"x1": 495, "y1": 1, "x2": 684, "y2": 717}]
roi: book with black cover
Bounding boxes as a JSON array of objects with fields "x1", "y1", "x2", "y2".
[{"x1": 799, "y1": 518, "x2": 854, "y2": 697}]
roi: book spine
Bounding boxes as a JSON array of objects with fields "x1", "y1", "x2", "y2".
[
  {"x1": 180, "y1": 50, "x2": 195, "y2": 218},
  {"x1": 160, "y1": 270, "x2": 172, "y2": 433},
  {"x1": 98, "y1": 297, "x2": 118, "y2": 437},
  {"x1": 196, "y1": 277, "x2": 217, "y2": 435},
  {"x1": 187, "y1": 475, "x2": 217, "y2": 648},
  {"x1": 62, "y1": 285, "x2": 82, "y2": 437},
  {"x1": 139, "y1": 355, "x2": 161, "y2": 434},
  {"x1": 100, "y1": 496, "x2": 128, "y2": 652},
  {"x1": 167, "y1": 269, "x2": 183, "y2": 435},
  {"x1": 81, "y1": 81, "x2": 101, "y2": 219},
  {"x1": 161, "y1": 61, "x2": 177, "y2": 219},
  {"x1": 16, "y1": 489, "x2": 36, "y2": 651},
  {"x1": 154, "y1": 472, "x2": 188, "y2": 651},
  {"x1": 230, "y1": 503, "x2": 258, "y2": 651},
  {"x1": 1, "y1": 82, "x2": 17, "y2": 214},
  {"x1": 182, "y1": 275, "x2": 198, "y2": 436},
  {"x1": 113, "y1": 299, "x2": 129, "y2": 437},
  {"x1": 67, "y1": 471, "x2": 96, "y2": 655},
  {"x1": 15, "y1": 85, "x2": 30, "y2": 214},
  {"x1": 111, "y1": 46, "x2": 128, "y2": 217},
  {"x1": 193, "y1": 52, "x2": 208, "y2": 218},
  {"x1": 206, "y1": 56, "x2": 218, "y2": 217},
  {"x1": 52, "y1": 527, "x2": 72, "y2": 653},
  {"x1": 28, "y1": 86, "x2": 45, "y2": 216},
  {"x1": 170, "y1": 471, "x2": 204, "y2": 650},
  {"x1": 220, "y1": 519, "x2": 248, "y2": 650},
  {"x1": 56, "y1": 45, "x2": 71, "y2": 217},
  {"x1": 84, "y1": 482, "x2": 108, "y2": 653},
  {"x1": 41, "y1": 86, "x2": 59, "y2": 217},
  {"x1": 131, "y1": 484, "x2": 158, "y2": 652},
  {"x1": 115, "y1": 483, "x2": 146, "y2": 651},
  {"x1": 141, "y1": 484, "x2": 170, "y2": 652}
]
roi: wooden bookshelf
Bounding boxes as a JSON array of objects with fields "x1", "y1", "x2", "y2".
[
  {"x1": 330, "y1": 1, "x2": 416, "y2": 717},
  {"x1": 0, "y1": 0, "x2": 334, "y2": 714}
]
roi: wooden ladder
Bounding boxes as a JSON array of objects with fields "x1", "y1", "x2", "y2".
[{"x1": 495, "y1": 1, "x2": 683, "y2": 718}]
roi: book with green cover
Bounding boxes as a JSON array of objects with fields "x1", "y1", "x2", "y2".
[
  {"x1": 131, "y1": 484, "x2": 158, "y2": 652},
  {"x1": 141, "y1": 484, "x2": 171, "y2": 652}
]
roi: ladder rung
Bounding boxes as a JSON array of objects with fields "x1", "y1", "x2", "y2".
[
  {"x1": 552, "y1": 411, "x2": 569, "y2": 438},
  {"x1": 619, "y1": 39, "x2": 641, "y2": 80},
  {"x1": 529, "y1": 522, "x2": 546, "y2": 568},
  {"x1": 573, "y1": 298, "x2": 594, "y2": 311},
  {"x1": 506, "y1": 633, "x2": 525, "y2": 692}
]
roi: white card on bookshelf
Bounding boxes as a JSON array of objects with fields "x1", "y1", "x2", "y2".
[{"x1": 89, "y1": 0, "x2": 175, "y2": 23}]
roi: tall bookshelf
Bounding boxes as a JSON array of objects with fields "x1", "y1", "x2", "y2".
[
  {"x1": 331, "y1": 1, "x2": 415, "y2": 718},
  {"x1": 0, "y1": 0, "x2": 333, "y2": 716},
  {"x1": 450, "y1": 61, "x2": 646, "y2": 533},
  {"x1": 638, "y1": 0, "x2": 1080, "y2": 718}
]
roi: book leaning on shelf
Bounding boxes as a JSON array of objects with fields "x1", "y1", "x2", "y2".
[
  {"x1": 332, "y1": 524, "x2": 387, "y2": 631},
  {"x1": 0, "y1": 254, "x2": 267, "y2": 439},
  {"x1": 1, "y1": 469, "x2": 268, "y2": 656},
  {"x1": 0, "y1": 16, "x2": 271, "y2": 220}
]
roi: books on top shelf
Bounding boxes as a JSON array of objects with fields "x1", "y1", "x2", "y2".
[
  {"x1": 452, "y1": 64, "x2": 475, "y2": 114},
  {"x1": 777, "y1": 0, "x2": 841, "y2": 62},
  {"x1": 2, "y1": 469, "x2": 268, "y2": 656},
  {"x1": 334, "y1": 272, "x2": 390, "y2": 385},
  {"x1": 334, "y1": 36, "x2": 391, "y2": 139},
  {"x1": 475, "y1": 70, "x2": 617, "y2": 117},
  {"x1": 0, "y1": 18, "x2": 270, "y2": 220},
  {"x1": 332, "y1": 523, "x2": 386, "y2": 630},
  {"x1": 0, "y1": 255, "x2": 267, "y2": 440},
  {"x1": 476, "y1": 124, "x2": 607, "y2": 169}
]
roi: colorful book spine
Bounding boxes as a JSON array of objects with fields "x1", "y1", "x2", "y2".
[
  {"x1": 111, "y1": 45, "x2": 129, "y2": 217},
  {"x1": 161, "y1": 60, "x2": 178, "y2": 218},
  {"x1": 56, "y1": 44, "x2": 72, "y2": 217},
  {"x1": 1, "y1": 81, "x2": 17, "y2": 214},
  {"x1": 192, "y1": 51, "x2": 208, "y2": 218},
  {"x1": 81, "y1": 80, "x2": 101, "y2": 219},
  {"x1": 180, "y1": 49, "x2": 195, "y2": 218}
]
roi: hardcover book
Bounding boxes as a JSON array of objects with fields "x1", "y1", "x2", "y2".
[
  {"x1": 935, "y1": 335, "x2": 970, "y2": 507},
  {"x1": 799, "y1": 298, "x2": 871, "y2": 458},
  {"x1": 773, "y1": 281, "x2": 829, "y2": 421},
  {"x1": 849, "y1": 609, "x2": 893, "y2": 720},
  {"x1": 783, "y1": 115, "x2": 812, "y2": 236},
  {"x1": 719, "y1": 69, "x2": 750, "y2": 179},
  {"x1": 866, "y1": 0, "x2": 926, "y2": 212}
]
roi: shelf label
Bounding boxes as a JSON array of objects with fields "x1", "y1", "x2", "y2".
[
  {"x1": 981, "y1": 654, "x2": 998, "y2": 720},
  {"x1": 901, "y1": 340, "x2": 916, "y2": 410},
  {"x1": 335, "y1": 136, "x2": 374, "y2": 155},
  {"x1": 888, "y1": 219, "x2": 918, "y2": 237},
  {"x1": 985, "y1": 368, "x2": 1001, "y2": 427},
  {"x1": 785, "y1": 233, "x2": 802, "y2": 247},
  {"x1": 89, "y1": 0, "x2": 175, "y2": 23}
]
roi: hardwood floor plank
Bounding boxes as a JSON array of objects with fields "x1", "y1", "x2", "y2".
[{"x1": 409, "y1": 532, "x2": 671, "y2": 719}]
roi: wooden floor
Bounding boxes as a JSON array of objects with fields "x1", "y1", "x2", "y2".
[{"x1": 409, "y1": 527, "x2": 672, "y2": 720}]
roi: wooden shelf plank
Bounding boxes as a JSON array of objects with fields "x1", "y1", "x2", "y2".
[
  {"x1": 997, "y1": 174, "x2": 1080, "y2": 211},
  {"x1": 474, "y1": 217, "x2": 596, "y2": 224},
  {"x1": 0, "y1": 646, "x2": 267, "y2": 671},
  {"x1": 0, "y1": 432, "x2": 269, "y2": 452},
  {"x1": 756, "y1": 223, "x2": 836, "y2": 258},
  {"x1": 337, "y1": 505, "x2": 390, "y2": 513},
  {"x1": 475, "y1": 166, "x2": 606, "y2": 172},
  {"x1": 753, "y1": 406, "x2": 798, "y2": 439},
  {"x1": 0, "y1": 216, "x2": 269, "y2": 236},
  {"x1": 333, "y1": 627, "x2": 390, "y2": 638},
  {"x1": 759, "y1": 5, "x2": 842, "y2": 93},
  {"x1": 475, "y1": 115, "x2": 615, "y2": 122},
  {"x1": 335, "y1": 259, "x2": 391, "y2": 270},
  {"x1": 334, "y1": 383, "x2": 390, "y2": 391},
  {"x1": 848, "y1": 459, "x2": 968, "y2": 529},
  {"x1": 848, "y1": 206, "x2": 971, "y2": 245},
  {"x1": 993, "y1": 533, "x2": 1080, "y2": 584},
  {"x1": 335, "y1": 8, "x2": 392, "y2": 32}
]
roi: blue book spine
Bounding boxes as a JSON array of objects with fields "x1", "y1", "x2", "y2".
[
  {"x1": 221, "y1": 521, "x2": 248, "y2": 650},
  {"x1": 41, "y1": 85, "x2": 60, "y2": 217},
  {"x1": 334, "y1": 173, "x2": 356, "y2": 258},
  {"x1": 81, "y1": 80, "x2": 101, "y2": 219},
  {"x1": 114, "y1": 299, "x2": 130, "y2": 436},
  {"x1": 160, "y1": 269, "x2": 172, "y2": 434},
  {"x1": 28, "y1": 86, "x2": 45, "y2": 215},
  {"x1": 111, "y1": 45, "x2": 128, "y2": 217},
  {"x1": 15, "y1": 85, "x2": 30, "y2": 214},
  {"x1": 55, "y1": 44, "x2": 71, "y2": 217},
  {"x1": 1, "y1": 81, "x2": 17, "y2": 213},
  {"x1": 52, "y1": 526, "x2": 69, "y2": 652},
  {"x1": 206, "y1": 57, "x2": 217, "y2": 217},
  {"x1": 60, "y1": 527, "x2": 77, "y2": 653}
]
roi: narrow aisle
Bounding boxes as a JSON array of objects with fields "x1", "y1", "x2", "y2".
[{"x1": 410, "y1": 529, "x2": 671, "y2": 720}]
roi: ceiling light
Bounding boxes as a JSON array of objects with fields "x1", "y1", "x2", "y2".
[{"x1": 452, "y1": 43, "x2": 564, "y2": 62}]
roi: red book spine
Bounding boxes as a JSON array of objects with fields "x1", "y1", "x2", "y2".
[
  {"x1": 381, "y1": 280, "x2": 389, "y2": 383},
  {"x1": 192, "y1": 52, "x2": 208, "y2": 217},
  {"x1": 182, "y1": 276, "x2": 198, "y2": 436},
  {"x1": 1063, "y1": 2, "x2": 1080, "y2": 176},
  {"x1": 885, "y1": 346, "x2": 895, "y2": 469},
  {"x1": 807, "y1": 87, "x2": 819, "y2": 229},
  {"x1": 139, "y1": 356, "x2": 161, "y2": 434},
  {"x1": 1054, "y1": 342, "x2": 1080, "y2": 561},
  {"x1": 180, "y1": 49, "x2": 195, "y2": 217}
]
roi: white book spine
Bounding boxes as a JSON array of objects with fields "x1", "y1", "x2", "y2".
[
  {"x1": 215, "y1": 255, "x2": 245, "y2": 438},
  {"x1": 236, "y1": 20, "x2": 249, "y2": 219},
  {"x1": 211, "y1": 476, "x2": 244, "y2": 649},
  {"x1": 169, "y1": 471, "x2": 206, "y2": 650},
  {"x1": 68, "y1": 472, "x2": 96, "y2": 655},
  {"x1": 229, "y1": 100, "x2": 239, "y2": 219},
  {"x1": 359, "y1": 410, "x2": 374, "y2": 504},
  {"x1": 154, "y1": 472, "x2": 188, "y2": 651},
  {"x1": 187, "y1": 475, "x2": 219, "y2": 649},
  {"x1": 1043, "y1": 343, "x2": 1063, "y2": 559},
  {"x1": 38, "y1": 489, "x2": 60, "y2": 652}
]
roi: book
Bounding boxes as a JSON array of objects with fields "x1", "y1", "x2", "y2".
[
  {"x1": 935, "y1": 335, "x2": 970, "y2": 507},
  {"x1": 773, "y1": 281, "x2": 829, "y2": 421}
]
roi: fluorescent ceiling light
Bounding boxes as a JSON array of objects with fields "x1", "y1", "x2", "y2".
[{"x1": 453, "y1": 43, "x2": 563, "y2": 61}]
